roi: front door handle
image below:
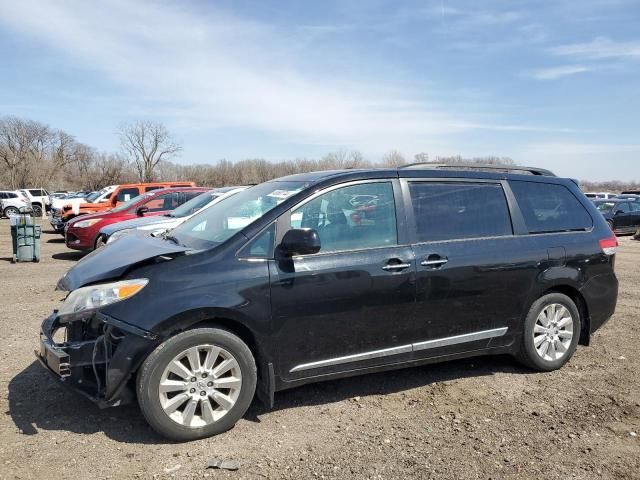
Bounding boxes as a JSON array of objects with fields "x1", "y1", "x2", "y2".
[
  {"x1": 421, "y1": 255, "x2": 448, "y2": 268},
  {"x1": 382, "y1": 260, "x2": 412, "y2": 271}
]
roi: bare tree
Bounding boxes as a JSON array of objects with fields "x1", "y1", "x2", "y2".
[
  {"x1": 413, "y1": 152, "x2": 429, "y2": 163},
  {"x1": 118, "y1": 120, "x2": 182, "y2": 182},
  {"x1": 381, "y1": 150, "x2": 406, "y2": 167},
  {"x1": 0, "y1": 116, "x2": 53, "y2": 189}
]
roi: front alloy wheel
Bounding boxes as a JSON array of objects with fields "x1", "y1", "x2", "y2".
[
  {"x1": 137, "y1": 328, "x2": 256, "y2": 441},
  {"x1": 159, "y1": 345, "x2": 243, "y2": 427},
  {"x1": 31, "y1": 204, "x2": 42, "y2": 217},
  {"x1": 94, "y1": 235, "x2": 107, "y2": 249}
]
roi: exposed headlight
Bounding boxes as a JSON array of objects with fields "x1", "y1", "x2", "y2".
[
  {"x1": 107, "y1": 228, "x2": 134, "y2": 243},
  {"x1": 57, "y1": 279, "x2": 148, "y2": 317},
  {"x1": 73, "y1": 218, "x2": 102, "y2": 228}
]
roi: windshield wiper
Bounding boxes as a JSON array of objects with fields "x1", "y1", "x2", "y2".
[{"x1": 164, "y1": 234, "x2": 184, "y2": 246}]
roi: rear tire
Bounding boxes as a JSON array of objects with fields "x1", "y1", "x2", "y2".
[
  {"x1": 136, "y1": 328, "x2": 257, "y2": 441},
  {"x1": 516, "y1": 293, "x2": 581, "y2": 372},
  {"x1": 3, "y1": 206, "x2": 19, "y2": 217}
]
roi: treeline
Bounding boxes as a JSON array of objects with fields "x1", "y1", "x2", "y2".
[
  {"x1": 580, "y1": 180, "x2": 640, "y2": 193},
  {"x1": 2, "y1": 115, "x2": 635, "y2": 192},
  {"x1": 0, "y1": 116, "x2": 136, "y2": 190}
]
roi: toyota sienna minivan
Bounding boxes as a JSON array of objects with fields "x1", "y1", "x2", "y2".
[{"x1": 37, "y1": 164, "x2": 618, "y2": 441}]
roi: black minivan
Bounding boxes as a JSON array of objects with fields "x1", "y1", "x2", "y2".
[{"x1": 38, "y1": 164, "x2": 619, "y2": 441}]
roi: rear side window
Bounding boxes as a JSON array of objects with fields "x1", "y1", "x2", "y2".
[
  {"x1": 8, "y1": 193, "x2": 17, "y2": 198},
  {"x1": 510, "y1": 181, "x2": 592, "y2": 233},
  {"x1": 145, "y1": 186, "x2": 162, "y2": 192},
  {"x1": 29, "y1": 189, "x2": 43, "y2": 196},
  {"x1": 616, "y1": 203, "x2": 631, "y2": 214},
  {"x1": 116, "y1": 188, "x2": 140, "y2": 202},
  {"x1": 143, "y1": 192, "x2": 180, "y2": 212},
  {"x1": 408, "y1": 182, "x2": 512, "y2": 242}
]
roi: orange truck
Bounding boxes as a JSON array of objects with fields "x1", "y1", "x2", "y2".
[{"x1": 60, "y1": 182, "x2": 196, "y2": 222}]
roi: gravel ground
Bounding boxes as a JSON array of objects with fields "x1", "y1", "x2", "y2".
[{"x1": 0, "y1": 218, "x2": 639, "y2": 480}]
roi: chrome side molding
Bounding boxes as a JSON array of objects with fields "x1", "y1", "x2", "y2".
[
  {"x1": 290, "y1": 327, "x2": 508, "y2": 373},
  {"x1": 413, "y1": 327, "x2": 508, "y2": 351}
]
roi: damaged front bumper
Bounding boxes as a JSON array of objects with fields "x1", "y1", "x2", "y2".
[{"x1": 36, "y1": 311, "x2": 158, "y2": 408}]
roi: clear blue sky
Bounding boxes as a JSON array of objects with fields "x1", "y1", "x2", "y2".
[{"x1": 0, "y1": 0, "x2": 639, "y2": 181}]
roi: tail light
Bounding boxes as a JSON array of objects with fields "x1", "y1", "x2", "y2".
[{"x1": 599, "y1": 235, "x2": 618, "y2": 256}]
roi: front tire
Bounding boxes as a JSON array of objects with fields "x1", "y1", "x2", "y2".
[
  {"x1": 31, "y1": 204, "x2": 43, "y2": 217},
  {"x1": 517, "y1": 293, "x2": 581, "y2": 372},
  {"x1": 94, "y1": 234, "x2": 107, "y2": 249},
  {"x1": 137, "y1": 328, "x2": 257, "y2": 441}
]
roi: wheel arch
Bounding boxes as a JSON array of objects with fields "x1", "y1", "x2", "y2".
[{"x1": 156, "y1": 309, "x2": 275, "y2": 408}]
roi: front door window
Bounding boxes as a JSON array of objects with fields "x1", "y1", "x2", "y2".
[{"x1": 290, "y1": 182, "x2": 397, "y2": 253}]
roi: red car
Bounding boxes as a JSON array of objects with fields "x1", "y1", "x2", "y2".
[{"x1": 65, "y1": 187, "x2": 208, "y2": 251}]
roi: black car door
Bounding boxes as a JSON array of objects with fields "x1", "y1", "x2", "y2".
[
  {"x1": 628, "y1": 202, "x2": 640, "y2": 230},
  {"x1": 612, "y1": 202, "x2": 632, "y2": 231},
  {"x1": 403, "y1": 179, "x2": 534, "y2": 357},
  {"x1": 269, "y1": 179, "x2": 417, "y2": 380}
]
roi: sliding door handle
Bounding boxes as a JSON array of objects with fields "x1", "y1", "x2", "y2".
[
  {"x1": 382, "y1": 260, "x2": 412, "y2": 271},
  {"x1": 421, "y1": 255, "x2": 448, "y2": 268}
]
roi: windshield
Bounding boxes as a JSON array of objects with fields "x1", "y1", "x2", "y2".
[
  {"x1": 170, "y1": 181, "x2": 307, "y2": 249},
  {"x1": 167, "y1": 191, "x2": 221, "y2": 218},
  {"x1": 111, "y1": 192, "x2": 154, "y2": 213},
  {"x1": 596, "y1": 202, "x2": 615, "y2": 213},
  {"x1": 85, "y1": 189, "x2": 105, "y2": 202}
]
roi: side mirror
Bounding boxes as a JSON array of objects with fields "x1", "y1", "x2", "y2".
[
  {"x1": 614, "y1": 210, "x2": 624, "y2": 216},
  {"x1": 278, "y1": 228, "x2": 321, "y2": 256},
  {"x1": 136, "y1": 206, "x2": 149, "y2": 216}
]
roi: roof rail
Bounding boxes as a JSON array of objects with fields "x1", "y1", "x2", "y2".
[{"x1": 399, "y1": 162, "x2": 556, "y2": 177}]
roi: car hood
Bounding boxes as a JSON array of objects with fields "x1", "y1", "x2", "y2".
[
  {"x1": 100, "y1": 215, "x2": 176, "y2": 235},
  {"x1": 57, "y1": 233, "x2": 189, "y2": 291},
  {"x1": 67, "y1": 210, "x2": 111, "y2": 225}
]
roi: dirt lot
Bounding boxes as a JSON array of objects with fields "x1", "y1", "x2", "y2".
[{"x1": 0, "y1": 218, "x2": 638, "y2": 480}]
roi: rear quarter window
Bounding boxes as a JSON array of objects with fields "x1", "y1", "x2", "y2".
[
  {"x1": 116, "y1": 188, "x2": 140, "y2": 202},
  {"x1": 510, "y1": 181, "x2": 593, "y2": 233}
]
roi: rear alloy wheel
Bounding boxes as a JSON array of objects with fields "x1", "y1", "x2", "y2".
[
  {"x1": 517, "y1": 293, "x2": 581, "y2": 371},
  {"x1": 3, "y1": 206, "x2": 19, "y2": 217},
  {"x1": 137, "y1": 328, "x2": 256, "y2": 441},
  {"x1": 607, "y1": 220, "x2": 615, "y2": 232}
]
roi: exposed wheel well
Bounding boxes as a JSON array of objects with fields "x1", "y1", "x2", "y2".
[
  {"x1": 181, "y1": 317, "x2": 273, "y2": 406},
  {"x1": 542, "y1": 286, "x2": 591, "y2": 346},
  {"x1": 186, "y1": 317, "x2": 259, "y2": 357}
]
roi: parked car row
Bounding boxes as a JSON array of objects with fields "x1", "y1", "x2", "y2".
[
  {"x1": 37, "y1": 164, "x2": 619, "y2": 442},
  {"x1": 0, "y1": 188, "x2": 53, "y2": 217},
  {"x1": 43, "y1": 181, "x2": 251, "y2": 252},
  {"x1": 0, "y1": 190, "x2": 31, "y2": 217},
  {"x1": 585, "y1": 193, "x2": 640, "y2": 235}
]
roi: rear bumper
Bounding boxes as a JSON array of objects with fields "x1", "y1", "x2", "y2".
[
  {"x1": 36, "y1": 312, "x2": 158, "y2": 406},
  {"x1": 580, "y1": 271, "x2": 618, "y2": 335}
]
